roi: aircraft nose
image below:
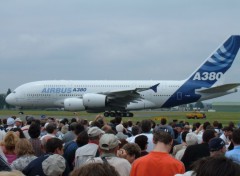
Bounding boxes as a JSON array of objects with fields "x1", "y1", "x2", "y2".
[{"x1": 5, "y1": 93, "x2": 14, "y2": 105}]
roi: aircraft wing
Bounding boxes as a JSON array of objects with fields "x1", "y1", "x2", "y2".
[
  {"x1": 196, "y1": 83, "x2": 240, "y2": 94},
  {"x1": 100, "y1": 83, "x2": 159, "y2": 107}
]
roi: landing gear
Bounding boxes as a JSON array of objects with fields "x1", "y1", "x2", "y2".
[{"x1": 103, "y1": 111, "x2": 134, "y2": 117}]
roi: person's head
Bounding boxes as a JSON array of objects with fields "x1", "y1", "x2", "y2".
[
  {"x1": 99, "y1": 134, "x2": 120, "y2": 153},
  {"x1": 131, "y1": 126, "x2": 140, "y2": 136},
  {"x1": 121, "y1": 143, "x2": 141, "y2": 164},
  {"x1": 222, "y1": 126, "x2": 233, "y2": 137},
  {"x1": 10, "y1": 128, "x2": 25, "y2": 138},
  {"x1": 203, "y1": 121, "x2": 211, "y2": 130},
  {"x1": 116, "y1": 124, "x2": 124, "y2": 133},
  {"x1": 42, "y1": 154, "x2": 66, "y2": 176},
  {"x1": 232, "y1": 128, "x2": 240, "y2": 145},
  {"x1": 186, "y1": 132, "x2": 198, "y2": 146},
  {"x1": 45, "y1": 138, "x2": 64, "y2": 155},
  {"x1": 208, "y1": 137, "x2": 226, "y2": 156},
  {"x1": 135, "y1": 135, "x2": 148, "y2": 150},
  {"x1": 76, "y1": 131, "x2": 89, "y2": 147},
  {"x1": 15, "y1": 139, "x2": 35, "y2": 157},
  {"x1": 192, "y1": 156, "x2": 240, "y2": 176},
  {"x1": 14, "y1": 118, "x2": 22, "y2": 127},
  {"x1": 181, "y1": 131, "x2": 189, "y2": 143},
  {"x1": 3, "y1": 131, "x2": 19, "y2": 152},
  {"x1": 202, "y1": 129, "x2": 215, "y2": 143},
  {"x1": 74, "y1": 123, "x2": 85, "y2": 136},
  {"x1": 160, "y1": 118, "x2": 167, "y2": 125},
  {"x1": 7, "y1": 117, "x2": 15, "y2": 127},
  {"x1": 153, "y1": 130, "x2": 173, "y2": 152},
  {"x1": 87, "y1": 127, "x2": 105, "y2": 141},
  {"x1": 46, "y1": 123, "x2": 57, "y2": 134},
  {"x1": 70, "y1": 162, "x2": 120, "y2": 176},
  {"x1": 140, "y1": 120, "x2": 152, "y2": 133},
  {"x1": 28, "y1": 123, "x2": 41, "y2": 138},
  {"x1": 213, "y1": 121, "x2": 219, "y2": 128}
]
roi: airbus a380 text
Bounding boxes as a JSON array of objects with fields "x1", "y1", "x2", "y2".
[{"x1": 6, "y1": 35, "x2": 240, "y2": 117}]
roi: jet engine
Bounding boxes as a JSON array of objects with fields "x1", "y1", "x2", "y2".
[
  {"x1": 64, "y1": 98, "x2": 85, "y2": 111},
  {"x1": 83, "y1": 93, "x2": 107, "y2": 109}
]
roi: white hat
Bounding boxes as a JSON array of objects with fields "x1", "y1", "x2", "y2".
[
  {"x1": 7, "y1": 117, "x2": 15, "y2": 126},
  {"x1": 42, "y1": 154, "x2": 66, "y2": 176}
]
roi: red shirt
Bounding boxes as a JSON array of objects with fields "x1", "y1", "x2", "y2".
[{"x1": 130, "y1": 151, "x2": 185, "y2": 176}]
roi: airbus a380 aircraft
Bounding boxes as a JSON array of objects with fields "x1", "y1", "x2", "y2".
[{"x1": 6, "y1": 35, "x2": 240, "y2": 117}]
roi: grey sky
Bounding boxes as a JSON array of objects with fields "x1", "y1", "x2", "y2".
[{"x1": 1, "y1": 0, "x2": 240, "y2": 102}]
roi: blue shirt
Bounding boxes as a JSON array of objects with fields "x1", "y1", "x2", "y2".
[{"x1": 225, "y1": 145, "x2": 240, "y2": 164}]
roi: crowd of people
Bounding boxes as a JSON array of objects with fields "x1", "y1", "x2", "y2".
[{"x1": 0, "y1": 114, "x2": 240, "y2": 176}]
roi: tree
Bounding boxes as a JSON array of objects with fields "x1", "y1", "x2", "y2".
[
  {"x1": 5, "y1": 88, "x2": 12, "y2": 109},
  {"x1": 195, "y1": 101, "x2": 204, "y2": 110},
  {"x1": 0, "y1": 94, "x2": 5, "y2": 109}
]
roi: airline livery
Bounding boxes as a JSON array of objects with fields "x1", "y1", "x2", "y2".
[{"x1": 6, "y1": 35, "x2": 240, "y2": 117}]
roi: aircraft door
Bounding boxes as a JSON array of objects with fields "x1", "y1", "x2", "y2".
[{"x1": 177, "y1": 92, "x2": 182, "y2": 100}]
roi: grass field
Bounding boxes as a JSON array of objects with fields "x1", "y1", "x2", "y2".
[{"x1": 1, "y1": 110, "x2": 239, "y2": 127}]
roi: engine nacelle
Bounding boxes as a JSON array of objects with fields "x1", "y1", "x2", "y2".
[
  {"x1": 64, "y1": 98, "x2": 85, "y2": 111},
  {"x1": 83, "y1": 93, "x2": 106, "y2": 109}
]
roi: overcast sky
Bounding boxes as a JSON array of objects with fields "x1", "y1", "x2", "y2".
[{"x1": 1, "y1": 0, "x2": 240, "y2": 102}]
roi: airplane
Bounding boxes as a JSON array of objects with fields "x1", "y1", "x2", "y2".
[{"x1": 5, "y1": 35, "x2": 240, "y2": 117}]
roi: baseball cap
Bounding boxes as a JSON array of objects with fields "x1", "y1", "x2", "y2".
[
  {"x1": 209, "y1": 137, "x2": 225, "y2": 152},
  {"x1": 7, "y1": 117, "x2": 15, "y2": 126},
  {"x1": 88, "y1": 127, "x2": 105, "y2": 137},
  {"x1": 42, "y1": 154, "x2": 66, "y2": 176},
  {"x1": 99, "y1": 134, "x2": 120, "y2": 150}
]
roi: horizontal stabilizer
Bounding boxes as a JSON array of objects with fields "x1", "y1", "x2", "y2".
[{"x1": 196, "y1": 83, "x2": 240, "y2": 93}]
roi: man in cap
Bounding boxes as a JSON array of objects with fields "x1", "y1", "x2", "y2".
[
  {"x1": 14, "y1": 118, "x2": 22, "y2": 128},
  {"x1": 86, "y1": 133, "x2": 131, "y2": 176},
  {"x1": 209, "y1": 137, "x2": 226, "y2": 156},
  {"x1": 75, "y1": 126, "x2": 104, "y2": 168},
  {"x1": 6, "y1": 117, "x2": 15, "y2": 131}
]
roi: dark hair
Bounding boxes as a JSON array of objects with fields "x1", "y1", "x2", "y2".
[
  {"x1": 232, "y1": 129, "x2": 240, "y2": 145},
  {"x1": 192, "y1": 156, "x2": 240, "y2": 176},
  {"x1": 70, "y1": 162, "x2": 120, "y2": 176},
  {"x1": 181, "y1": 131, "x2": 189, "y2": 143},
  {"x1": 10, "y1": 128, "x2": 25, "y2": 138},
  {"x1": 128, "y1": 121, "x2": 133, "y2": 127},
  {"x1": 46, "y1": 123, "x2": 57, "y2": 133},
  {"x1": 45, "y1": 138, "x2": 63, "y2": 153},
  {"x1": 141, "y1": 120, "x2": 152, "y2": 133},
  {"x1": 28, "y1": 123, "x2": 41, "y2": 138},
  {"x1": 160, "y1": 118, "x2": 167, "y2": 125},
  {"x1": 135, "y1": 135, "x2": 148, "y2": 150},
  {"x1": 203, "y1": 122, "x2": 211, "y2": 130},
  {"x1": 74, "y1": 123, "x2": 85, "y2": 136},
  {"x1": 213, "y1": 121, "x2": 219, "y2": 127},
  {"x1": 76, "y1": 131, "x2": 89, "y2": 147},
  {"x1": 195, "y1": 122, "x2": 201, "y2": 129},
  {"x1": 153, "y1": 130, "x2": 172, "y2": 145},
  {"x1": 202, "y1": 129, "x2": 215, "y2": 143},
  {"x1": 131, "y1": 126, "x2": 140, "y2": 136},
  {"x1": 122, "y1": 143, "x2": 141, "y2": 159}
]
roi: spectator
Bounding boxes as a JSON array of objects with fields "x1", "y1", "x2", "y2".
[
  {"x1": 6, "y1": 117, "x2": 15, "y2": 132},
  {"x1": 23, "y1": 138, "x2": 70, "y2": 176},
  {"x1": 116, "y1": 124, "x2": 128, "y2": 140},
  {"x1": 21, "y1": 116, "x2": 35, "y2": 139},
  {"x1": 130, "y1": 120, "x2": 154, "y2": 152},
  {"x1": 208, "y1": 137, "x2": 226, "y2": 157},
  {"x1": 10, "y1": 139, "x2": 37, "y2": 171},
  {"x1": 181, "y1": 129, "x2": 215, "y2": 171},
  {"x1": 225, "y1": 128, "x2": 240, "y2": 164},
  {"x1": 28, "y1": 123, "x2": 44, "y2": 157},
  {"x1": 14, "y1": 118, "x2": 22, "y2": 129},
  {"x1": 126, "y1": 126, "x2": 140, "y2": 143},
  {"x1": 173, "y1": 131, "x2": 189, "y2": 157},
  {"x1": 62, "y1": 122, "x2": 78, "y2": 143},
  {"x1": 75, "y1": 127, "x2": 104, "y2": 168},
  {"x1": 86, "y1": 133, "x2": 131, "y2": 176},
  {"x1": 134, "y1": 135, "x2": 148, "y2": 156},
  {"x1": 70, "y1": 162, "x2": 120, "y2": 176},
  {"x1": 63, "y1": 123, "x2": 85, "y2": 171},
  {"x1": 40, "y1": 123, "x2": 57, "y2": 148},
  {"x1": 130, "y1": 131, "x2": 185, "y2": 176},
  {"x1": 1, "y1": 131, "x2": 19, "y2": 164},
  {"x1": 117, "y1": 143, "x2": 141, "y2": 164},
  {"x1": 220, "y1": 126, "x2": 233, "y2": 148}
]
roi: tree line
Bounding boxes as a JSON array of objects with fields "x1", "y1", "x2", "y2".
[{"x1": 0, "y1": 88, "x2": 13, "y2": 109}]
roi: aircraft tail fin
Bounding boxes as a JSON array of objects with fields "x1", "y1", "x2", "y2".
[{"x1": 186, "y1": 35, "x2": 240, "y2": 88}]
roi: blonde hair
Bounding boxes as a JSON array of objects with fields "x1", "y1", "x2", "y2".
[
  {"x1": 0, "y1": 170, "x2": 25, "y2": 176},
  {"x1": 15, "y1": 139, "x2": 35, "y2": 157},
  {"x1": 4, "y1": 131, "x2": 19, "y2": 152}
]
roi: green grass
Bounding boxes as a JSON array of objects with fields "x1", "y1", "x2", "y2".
[{"x1": 1, "y1": 110, "x2": 240, "y2": 126}]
